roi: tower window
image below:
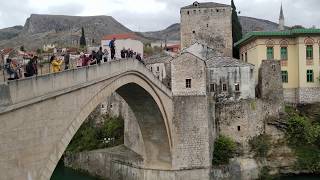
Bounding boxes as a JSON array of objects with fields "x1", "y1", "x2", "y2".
[
  {"x1": 187, "y1": 11, "x2": 190, "y2": 15},
  {"x1": 245, "y1": 52, "x2": 248, "y2": 62},
  {"x1": 210, "y1": 84, "x2": 215, "y2": 92},
  {"x1": 235, "y1": 83, "x2": 240, "y2": 92},
  {"x1": 157, "y1": 66, "x2": 159, "y2": 71},
  {"x1": 192, "y1": 30, "x2": 196, "y2": 34},
  {"x1": 237, "y1": 126, "x2": 241, "y2": 131},
  {"x1": 186, "y1": 79, "x2": 191, "y2": 88},
  {"x1": 207, "y1": 24, "x2": 209, "y2": 27},
  {"x1": 216, "y1": 9, "x2": 219, "y2": 12},
  {"x1": 222, "y1": 83, "x2": 227, "y2": 92}
]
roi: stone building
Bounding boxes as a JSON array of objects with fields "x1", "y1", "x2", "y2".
[
  {"x1": 172, "y1": 43, "x2": 255, "y2": 101},
  {"x1": 145, "y1": 53, "x2": 173, "y2": 89},
  {"x1": 180, "y1": 1, "x2": 233, "y2": 57},
  {"x1": 207, "y1": 56, "x2": 255, "y2": 102}
]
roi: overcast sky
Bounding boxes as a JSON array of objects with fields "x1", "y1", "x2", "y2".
[{"x1": 0, "y1": 0, "x2": 319, "y2": 32}]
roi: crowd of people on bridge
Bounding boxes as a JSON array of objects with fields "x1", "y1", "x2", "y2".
[{"x1": 2, "y1": 37, "x2": 145, "y2": 81}]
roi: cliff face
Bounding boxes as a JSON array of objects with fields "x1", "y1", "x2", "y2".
[{"x1": 0, "y1": 26, "x2": 23, "y2": 41}]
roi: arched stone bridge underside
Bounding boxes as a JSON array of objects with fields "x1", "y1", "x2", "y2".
[{"x1": 0, "y1": 59, "x2": 174, "y2": 180}]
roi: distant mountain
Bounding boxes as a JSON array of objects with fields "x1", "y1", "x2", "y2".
[
  {"x1": 141, "y1": 16, "x2": 285, "y2": 41},
  {"x1": 0, "y1": 14, "x2": 150, "y2": 50},
  {"x1": 0, "y1": 26, "x2": 23, "y2": 41},
  {"x1": 141, "y1": 23, "x2": 180, "y2": 41}
]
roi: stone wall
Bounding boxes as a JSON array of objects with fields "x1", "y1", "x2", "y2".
[
  {"x1": 171, "y1": 96, "x2": 214, "y2": 169},
  {"x1": 283, "y1": 88, "x2": 298, "y2": 104},
  {"x1": 258, "y1": 60, "x2": 283, "y2": 101},
  {"x1": 180, "y1": 5, "x2": 233, "y2": 57},
  {"x1": 100, "y1": 92, "x2": 145, "y2": 157},
  {"x1": 298, "y1": 87, "x2": 320, "y2": 104},
  {"x1": 215, "y1": 99, "x2": 283, "y2": 152},
  {"x1": 171, "y1": 53, "x2": 206, "y2": 96},
  {"x1": 64, "y1": 145, "x2": 211, "y2": 180}
]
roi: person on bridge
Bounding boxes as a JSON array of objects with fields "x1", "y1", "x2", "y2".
[
  {"x1": 64, "y1": 51, "x2": 70, "y2": 70},
  {"x1": 24, "y1": 56, "x2": 38, "y2": 77},
  {"x1": 96, "y1": 47, "x2": 103, "y2": 64},
  {"x1": 5, "y1": 59, "x2": 18, "y2": 80},
  {"x1": 77, "y1": 52, "x2": 85, "y2": 67},
  {"x1": 120, "y1": 48, "x2": 126, "y2": 59},
  {"x1": 109, "y1": 38, "x2": 116, "y2": 60},
  {"x1": 51, "y1": 56, "x2": 63, "y2": 73},
  {"x1": 103, "y1": 49, "x2": 109, "y2": 62}
]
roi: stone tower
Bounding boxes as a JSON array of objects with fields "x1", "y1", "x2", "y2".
[
  {"x1": 180, "y1": 1, "x2": 233, "y2": 57},
  {"x1": 279, "y1": 4, "x2": 285, "y2": 31}
]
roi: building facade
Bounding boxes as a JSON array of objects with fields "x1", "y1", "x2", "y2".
[
  {"x1": 101, "y1": 33, "x2": 143, "y2": 59},
  {"x1": 180, "y1": 1, "x2": 233, "y2": 57},
  {"x1": 145, "y1": 53, "x2": 173, "y2": 89},
  {"x1": 236, "y1": 29, "x2": 320, "y2": 103}
]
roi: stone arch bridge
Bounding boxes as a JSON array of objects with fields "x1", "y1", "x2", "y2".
[{"x1": 0, "y1": 59, "x2": 212, "y2": 180}]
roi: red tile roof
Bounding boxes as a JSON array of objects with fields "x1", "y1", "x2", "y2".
[
  {"x1": 166, "y1": 44, "x2": 180, "y2": 49},
  {"x1": 102, "y1": 33, "x2": 138, "y2": 40},
  {"x1": 0, "y1": 48, "x2": 13, "y2": 55}
]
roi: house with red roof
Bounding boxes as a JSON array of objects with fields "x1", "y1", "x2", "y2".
[{"x1": 101, "y1": 33, "x2": 143, "y2": 59}]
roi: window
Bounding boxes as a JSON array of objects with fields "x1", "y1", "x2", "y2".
[
  {"x1": 150, "y1": 67, "x2": 153, "y2": 72},
  {"x1": 281, "y1": 47, "x2": 288, "y2": 60},
  {"x1": 241, "y1": 54, "x2": 244, "y2": 61},
  {"x1": 192, "y1": 30, "x2": 195, "y2": 34},
  {"x1": 237, "y1": 126, "x2": 241, "y2": 131},
  {"x1": 157, "y1": 66, "x2": 159, "y2": 71},
  {"x1": 267, "y1": 47, "x2": 274, "y2": 60},
  {"x1": 222, "y1": 83, "x2": 227, "y2": 92},
  {"x1": 187, "y1": 11, "x2": 190, "y2": 15},
  {"x1": 245, "y1": 52, "x2": 248, "y2": 62},
  {"x1": 281, "y1": 71, "x2": 288, "y2": 83},
  {"x1": 307, "y1": 70, "x2": 314, "y2": 82},
  {"x1": 306, "y1": 45, "x2": 313, "y2": 59},
  {"x1": 235, "y1": 83, "x2": 240, "y2": 92},
  {"x1": 210, "y1": 84, "x2": 215, "y2": 92},
  {"x1": 186, "y1": 79, "x2": 191, "y2": 88},
  {"x1": 207, "y1": 24, "x2": 209, "y2": 28}
]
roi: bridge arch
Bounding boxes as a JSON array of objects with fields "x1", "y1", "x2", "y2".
[{"x1": 0, "y1": 60, "x2": 173, "y2": 180}]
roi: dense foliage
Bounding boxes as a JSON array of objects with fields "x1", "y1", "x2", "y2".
[
  {"x1": 66, "y1": 114, "x2": 124, "y2": 153},
  {"x1": 249, "y1": 134, "x2": 271, "y2": 158},
  {"x1": 212, "y1": 135, "x2": 236, "y2": 165},
  {"x1": 285, "y1": 106, "x2": 320, "y2": 172}
]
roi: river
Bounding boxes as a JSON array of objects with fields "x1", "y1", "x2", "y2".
[{"x1": 50, "y1": 162, "x2": 320, "y2": 180}]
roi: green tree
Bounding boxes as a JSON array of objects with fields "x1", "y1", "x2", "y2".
[
  {"x1": 80, "y1": 27, "x2": 86, "y2": 47},
  {"x1": 231, "y1": 0, "x2": 243, "y2": 59},
  {"x1": 20, "y1": 45, "x2": 25, "y2": 52},
  {"x1": 212, "y1": 135, "x2": 236, "y2": 165},
  {"x1": 249, "y1": 134, "x2": 271, "y2": 158}
]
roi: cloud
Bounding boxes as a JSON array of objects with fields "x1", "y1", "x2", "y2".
[
  {"x1": 0, "y1": 0, "x2": 319, "y2": 31},
  {"x1": 47, "y1": 3, "x2": 86, "y2": 15}
]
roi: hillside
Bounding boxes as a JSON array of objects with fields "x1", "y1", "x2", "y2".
[
  {"x1": 0, "y1": 14, "x2": 136, "y2": 50},
  {"x1": 141, "y1": 16, "x2": 284, "y2": 41},
  {"x1": 0, "y1": 26, "x2": 23, "y2": 41}
]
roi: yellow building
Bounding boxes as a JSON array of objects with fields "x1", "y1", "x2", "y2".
[{"x1": 235, "y1": 29, "x2": 320, "y2": 103}]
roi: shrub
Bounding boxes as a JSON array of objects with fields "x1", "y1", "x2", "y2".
[
  {"x1": 212, "y1": 135, "x2": 236, "y2": 165},
  {"x1": 249, "y1": 134, "x2": 271, "y2": 158},
  {"x1": 295, "y1": 146, "x2": 320, "y2": 172}
]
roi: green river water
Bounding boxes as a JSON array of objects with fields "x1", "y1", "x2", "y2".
[{"x1": 50, "y1": 162, "x2": 320, "y2": 180}]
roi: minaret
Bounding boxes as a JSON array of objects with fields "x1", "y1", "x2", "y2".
[{"x1": 279, "y1": 3, "x2": 285, "y2": 31}]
